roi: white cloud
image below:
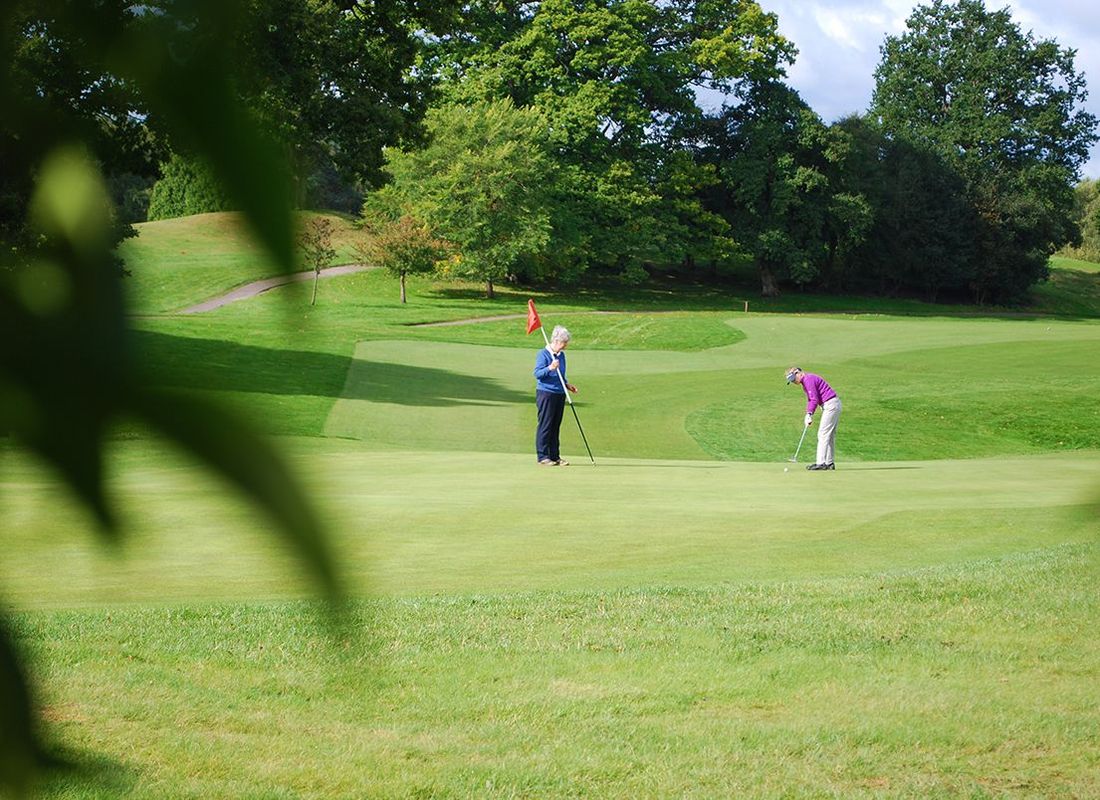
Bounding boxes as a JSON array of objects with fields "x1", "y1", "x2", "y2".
[
  {"x1": 757, "y1": 0, "x2": 1100, "y2": 178},
  {"x1": 812, "y1": 9, "x2": 866, "y2": 51}
]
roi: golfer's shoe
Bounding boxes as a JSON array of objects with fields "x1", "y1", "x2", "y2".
[
  {"x1": 555, "y1": 459, "x2": 570, "y2": 466},
  {"x1": 538, "y1": 458, "x2": 558, "y2": 466},
  {"x1": 806, "y1": 463, "x2": 831, "y2": 470}
]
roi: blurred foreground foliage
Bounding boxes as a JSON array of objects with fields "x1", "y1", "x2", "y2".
[{"x1": 0, "y1": 0, "x2": 460, "y2": 792}]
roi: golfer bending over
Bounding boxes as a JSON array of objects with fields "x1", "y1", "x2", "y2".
[
  {"x1": 534, "y1": 325, "x2": 578, "y2": 466},
  {"x1": 786, "y1": 367, "x2": 842, "y2": 470}
]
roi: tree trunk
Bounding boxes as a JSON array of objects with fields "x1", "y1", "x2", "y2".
[
  {"x1": 486, "y1": 278, "x2": 495, "y2": 299},
  {"x1": 400, "y1": 271, "x2": 407, "y2": 304},
  {"x1": 759, "y1": 263, "x2": 780, "y2": 297},
  {"x1": 311, "y1": 267, "x2": 319, "y2": 306},
  {"x1": 290, "y1": 144, "x2": 308, "y2": 209}
]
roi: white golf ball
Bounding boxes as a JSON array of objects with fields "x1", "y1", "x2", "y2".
[{"x1": 783, "y1": 467, "x2": 789, "y2": 472}]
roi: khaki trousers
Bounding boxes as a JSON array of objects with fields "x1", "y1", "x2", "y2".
[{"x1": 817, "y1": 397, "x2": 842, "y2": 465}]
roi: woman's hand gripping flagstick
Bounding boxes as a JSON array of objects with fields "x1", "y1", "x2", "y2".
[{"x1": 527, "y1": 299, "x2": 595, "y2": 464}]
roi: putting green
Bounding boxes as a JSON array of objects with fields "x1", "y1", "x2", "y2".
[
  {"x1": 323, "y1": 314, "x2": 1100, "y2": 460},
  {"x1": 1, "y1": 440, "x2": 1095, "y2": 609}
]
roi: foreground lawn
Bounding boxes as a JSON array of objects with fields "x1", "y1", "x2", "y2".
[
  {"x1": 17, "y1": 543, "x2": 1100, "y2": 798},
  {"x1": 6, "y1": 438, "x2": 1099, "y2": 798}
]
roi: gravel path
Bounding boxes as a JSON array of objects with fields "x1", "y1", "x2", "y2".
[{"x1": 177, "y1": 263, "x2": 375, "y2": 314}]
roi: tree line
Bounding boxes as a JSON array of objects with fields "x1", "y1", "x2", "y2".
[{"x1": 134, "y1": 0, "x2": 1098, "y2": 304}]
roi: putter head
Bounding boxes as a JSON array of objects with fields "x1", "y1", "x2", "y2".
[{"x1": 787, "y1": 457, "x2": 799, "y2": 463}]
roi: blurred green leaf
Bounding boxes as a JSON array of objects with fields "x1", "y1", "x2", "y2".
[
  {"x1": 0, "y1": 618, "x2": 40, "y2": 798},
  {"x1": 105, "y1": 0, "x2": 298, "y2": 274},
  {"x1": 130, "y1": 387, "x2": 341, "y2": 600},
  {"x1": 3, "y1": 144, "x2": 128, "y2": 530}
]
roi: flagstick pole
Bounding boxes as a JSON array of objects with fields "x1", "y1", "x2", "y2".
[{"x1": 539, "y1": 324, "x2": 595, "y2": 465}]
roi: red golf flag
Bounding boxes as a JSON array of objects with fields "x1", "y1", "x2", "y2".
[{"x1": 526, "y1": 299, "x2": 542, "y2": 334}]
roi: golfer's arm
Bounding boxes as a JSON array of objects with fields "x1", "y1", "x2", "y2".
[{"x1": 805, "y1": 388, "x2": 820, "y2": 414}]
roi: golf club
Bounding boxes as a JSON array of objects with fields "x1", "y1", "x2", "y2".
[{"x1": 788, "y1": 423, "x2": 809, "y2": 463}]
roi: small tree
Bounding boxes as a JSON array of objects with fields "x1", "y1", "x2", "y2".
[
  {"x1": 371, "y1": 99, "x2": 557, "y2": 298},
  {"x1": 297, "y1": 216, "x2": 336, "y2": 306},
  {"x1": 358, "y1": 215, "x2": 449, "y2": 303}
]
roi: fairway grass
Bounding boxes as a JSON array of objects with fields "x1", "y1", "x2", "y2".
[
  {"x1": 118, "y1": 212, "x2": 362, "y2": 313},
  {"x1": 5, "y1": 217, "x2": 1100, "y2": 797}
]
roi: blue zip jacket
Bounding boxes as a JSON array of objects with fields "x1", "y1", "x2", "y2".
[{"x1": 534, "y1": 346, "x2": 567, "y2": 393}]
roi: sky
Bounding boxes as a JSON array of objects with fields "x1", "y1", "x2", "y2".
[{"x1": 749, "y1": 0, "x2": 1100, "y2": 180}]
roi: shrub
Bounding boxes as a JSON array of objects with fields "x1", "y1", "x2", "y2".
[{"x1": 147, "y1": 154, "x2": 235, "y2": 220}]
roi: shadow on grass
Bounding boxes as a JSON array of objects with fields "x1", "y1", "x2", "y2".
[
  {"x1": 339, "y1": 358, "x2": 528, "y2": 406},
  {"x1": 132, "y1": 329, "x2": 351, "y2": 397},
  {"x1": 40, "y1": 751, "x2": 138, "y2": 799},
  {"x1": 590, "y1": 463, "x2": 726, "y2": 469},
  {"x1": 132, "y1": 329, "x2": 528, "y2": 407}
]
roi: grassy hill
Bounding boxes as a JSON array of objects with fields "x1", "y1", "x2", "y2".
[
  {"x1": 5, "y1": 213, "x2": 1099, "y2": 798},
  {"x1": 118, "y1": 211, "x2": 363, "y2": 313}
]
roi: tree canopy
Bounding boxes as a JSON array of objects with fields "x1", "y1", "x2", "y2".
[
  {"x1": 700, "y1": 81, "x2": 865, "y2": 297},
  {"x1": 422, "y1": 0, "x2": 795, "y2": 281},
  {"x1": 871, "y1": 0, "x2": 1098, "y2": 302}
]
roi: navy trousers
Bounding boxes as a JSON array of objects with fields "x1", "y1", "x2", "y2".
[{"x1": 535, "y1": 390, "x2": 566, "y2": 461}]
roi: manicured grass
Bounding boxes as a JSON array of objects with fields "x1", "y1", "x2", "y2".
[
  {"x1": 15, "y1": 544, "x2": 1100, "y2": 798},
  {"x1": 117, "y1": 212, "x2": 1100, "y2": 318},
  {"x1": 1049, "y1": 254, "x2": 1100, "y2": 273},
  {"x1": 133, "y1": 295, "x2": 1100, "y2": 459},
  {"x1": 4, "y1": 214, "x2": 1099, "y2": 797},
  {"x1": 3, "y1": 442, "x2": 1096, "y2": 607}
]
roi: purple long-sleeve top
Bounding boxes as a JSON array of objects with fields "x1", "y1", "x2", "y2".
[{"x1": 800, "y1": 373, "x2": 837, "y2": 414}]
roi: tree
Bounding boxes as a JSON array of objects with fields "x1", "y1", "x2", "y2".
[
  {"x1": 701, "y1": 81, "x2": 858, "y2": 296},
  {"x1": 370, "y1": 99, "x2": 557, "y2": 298},
  {"x1": 358, "y1": 215, "x2": 449, "y2": 303},
  {"x1": 425, "y1": 0, "x2": 795, "y2": 281},
  {"x1": 825, "y1": 115, "x2": 981, "y2": 301},
  {"x1": 871, "y1": 0, "x2": 1098, "y2": 303},
  {"x1": 233, "y1": 0, "x2": 459, "y2": 200},
  {"x1": 298, "y1": 216, "x2": 337, "y2": 305},
  {"x1": 1, "y1": 0, "x2": 162, "y2": 248}
]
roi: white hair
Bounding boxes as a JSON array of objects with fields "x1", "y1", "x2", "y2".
[{"x1": 551, "y1": 325, "x2": 571, "y2": 344}]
